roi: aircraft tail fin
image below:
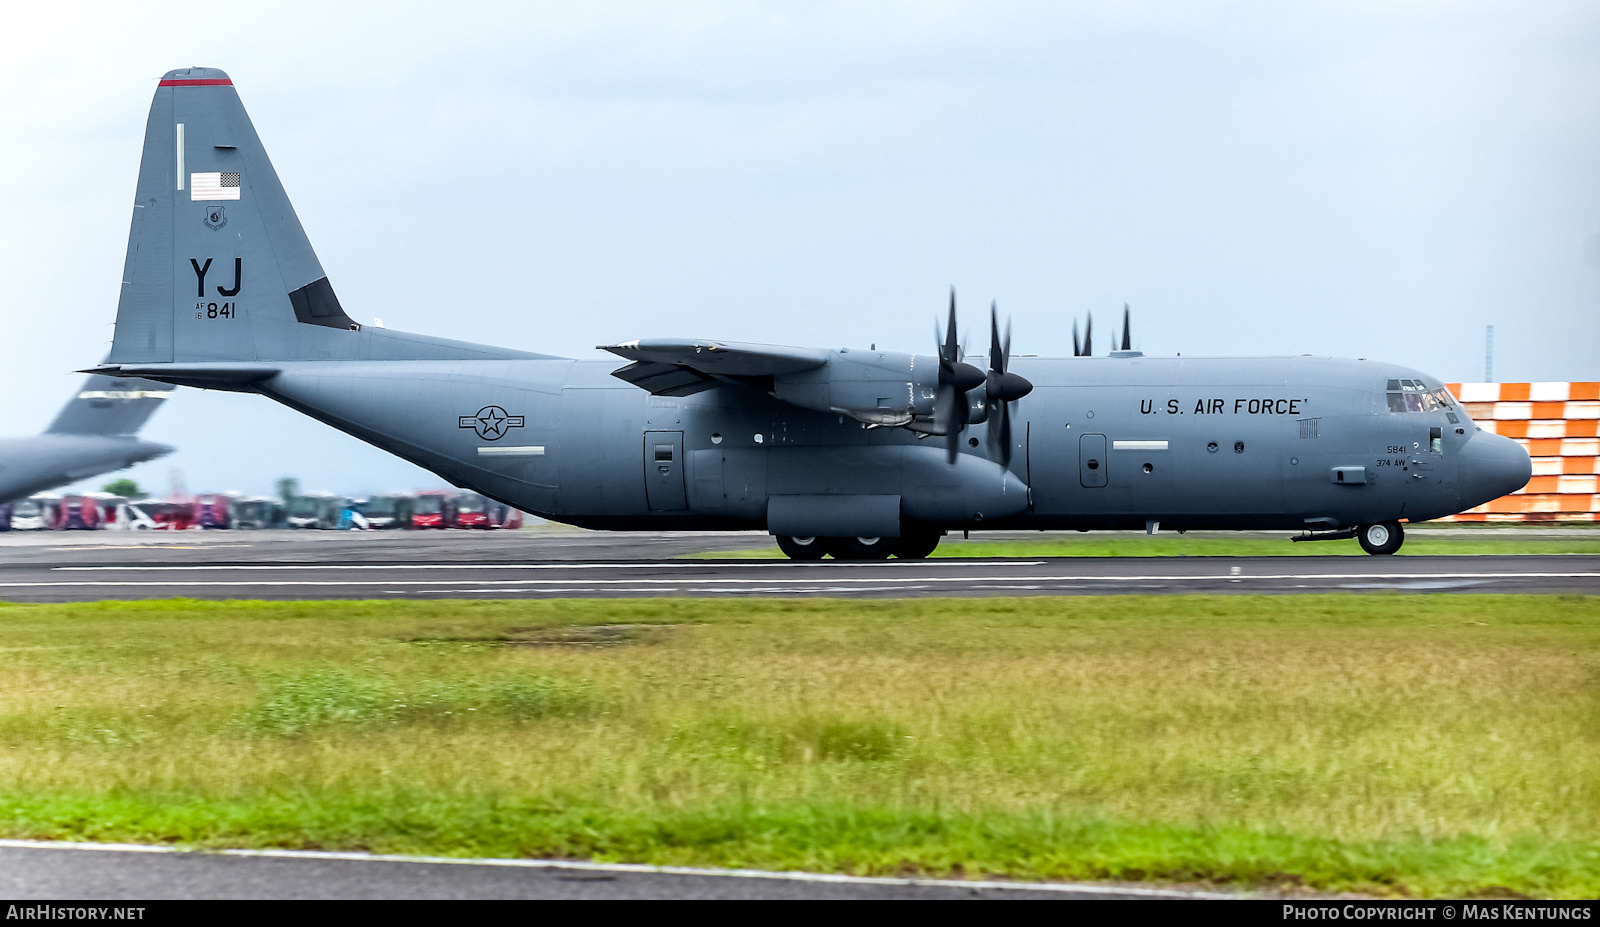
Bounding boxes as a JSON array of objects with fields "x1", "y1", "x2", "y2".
[
  {"x1": 107, "y1": 68, "x2": 541, "y2": 368},
  {"x1": 44, "y1": 373, "x2": 172, "y2": 436}
]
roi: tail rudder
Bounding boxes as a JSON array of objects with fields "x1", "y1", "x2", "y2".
[
  {"x1": 108, "y1": 67, "x2": 363, "y2": 368},
  {"x1": 106, "y1": 68, "x2": 548, "y2": 369}
]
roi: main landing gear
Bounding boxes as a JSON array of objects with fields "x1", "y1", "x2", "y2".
[
  {"x1": 1356, "y1": 521, "x2": 1404, "y2": 556},
  {"x1": 776, "y1": 529, "x2": 942, "y2": 561}
]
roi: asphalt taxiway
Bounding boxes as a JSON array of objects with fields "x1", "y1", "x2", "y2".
[
  {"x1": 0, "y1": 841, "x2": 1214, "y2": 900},
  {"x1": 0, "y1": 529, "x2": 1595, "y2": 601}
]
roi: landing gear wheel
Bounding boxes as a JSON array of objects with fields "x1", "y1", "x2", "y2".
[
  {"x1": 892, "y1": 529, "x2": 941, "y2": 559},
  {"x1": 776, "y1": 536, "x2": 828, "y2": 560},
  {"x1": 826, "y1": 536, "x2": 896, "y2": 560},
  {"x1": 1357, "y1": 521, "x2": 1404, "y2": 556}
]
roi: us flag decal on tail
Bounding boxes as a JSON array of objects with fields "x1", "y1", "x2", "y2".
[{"x1": 190, "y1": 172, "x2": 241, "y2": 201}]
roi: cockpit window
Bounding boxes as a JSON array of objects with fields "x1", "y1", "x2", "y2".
[{"x1": 1385, "y1": 382, "x2": 1460, "y2": 415}]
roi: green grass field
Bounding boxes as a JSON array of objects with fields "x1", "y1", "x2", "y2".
[
  {"x1": 0, "y1": 595, "x2": 1596, "y2": 897},
  {"x1": 697, "y1": 532, "x2": 1600, "y2": 559}
]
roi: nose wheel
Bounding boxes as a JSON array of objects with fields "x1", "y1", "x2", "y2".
[{"x1": 1357, "y1": 521, "x2": 1404, "y2": 555}]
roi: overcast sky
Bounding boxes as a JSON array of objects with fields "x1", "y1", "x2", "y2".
[{"x1": 2, "y1": 1, "x2": 1596, "y2": 500}]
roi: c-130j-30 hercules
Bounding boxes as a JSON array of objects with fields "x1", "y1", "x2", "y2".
[{"x1": 89, "y1": 68, "x2": 1531, "y2": 558}]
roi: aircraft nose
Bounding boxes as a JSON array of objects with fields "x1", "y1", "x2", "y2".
[{"x1": 1457, "y1": 430, "x2": 1531, "y2": 511}]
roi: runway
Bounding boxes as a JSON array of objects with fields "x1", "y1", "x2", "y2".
[
  {"x1": 0, "y1": 530, "x2": 1595, "y2": 600},
  {"x1": 0, "y1": 841, "x2": 1208, "y2": 900}
]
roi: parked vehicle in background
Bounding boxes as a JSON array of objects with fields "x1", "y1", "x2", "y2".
[
  {"x1": 451, "y1": 493, "x2": 525, "y2": 529},
  {"x1": 10, "y1": 495, "x2": 60, "y2": 530},
  {"x1": 233, "y1": 496, "x2": 287, "y2": 529},
  {"x1": 494, "y1": 500, "x2": 525, "y2": 529},
  {"x1": 195, "y1": 493, "x2": 234, "y2": 529},
  {"x1": 136, "y1": 500, "x2": 196, "y2": 530},
  {"x1": 288, "y1": 492, "x2": 347, "y2": 530},
  {"x1": 360, "y1": 493, "x2": 414, "y2": 529},
  {"x1": 111, "y1": 501, "x2": 157, "y2": 530},
  {"x1": 455, "y1": 492, "x2": 494, "y2": 528},
  {"x1": 55, "y1": 493, "x2": 105, "y2": 530},
  {"x1": 90, "y1": 493, "x2": 128, "y2": 528},
  {"x1": 412, "y1": 490, "x2": 457, "y2": 529}
]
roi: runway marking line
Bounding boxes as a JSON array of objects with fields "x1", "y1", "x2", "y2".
[
  {"x1": 0, "y1": 571, "x2": 1597, "y2": 590},
  {"x1": 0, "y1": 839, "x2": 1237, "y2": 898},
  {"x1": 51, "y1": 562, "x2": 1048, "y2": 571}
]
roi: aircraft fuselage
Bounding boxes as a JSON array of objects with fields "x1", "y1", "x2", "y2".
[{"x1": 250, "y1": 353, "x2": 1529, "y2": 535}]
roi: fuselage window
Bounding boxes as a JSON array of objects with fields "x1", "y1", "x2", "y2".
[{"x1": 1387, "y1": 392, "x2": 1407, "y2": 413}]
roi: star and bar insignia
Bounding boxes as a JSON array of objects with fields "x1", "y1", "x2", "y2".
[{"x1": 458, "y1": 405, "x2": 525, "y2": 441}]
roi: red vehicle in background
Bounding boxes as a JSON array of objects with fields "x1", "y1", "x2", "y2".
[
  {"x1": 196, "y1": 493, "x2": 232, "y2": 529},
  {"x1": 499, "y1": 504, "x2": 524, "y2": 529},
  {"x1": 455, "y1": 493, "x2": 493, "y2": 528},
  {"x1": 138, "y1": 500, "x2": 196, "y2": 530},
  {"x1": 55, "y1": 494, "x2": 105, "y2": 530},
  {"x1": 411, "y1": 491, "x2": 458, "y2": 529},
  {"x1": 454, "y1": 493, "x2": 524, "y2": 529}
]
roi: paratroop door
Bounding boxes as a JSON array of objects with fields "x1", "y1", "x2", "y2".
[{"x1": 644, "y1": 430, "x2": 688, "y2": 511}]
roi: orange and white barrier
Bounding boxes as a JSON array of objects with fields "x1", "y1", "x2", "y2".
[{"x1": 1443, "y1": 382, "x2": 1599, "y2": 522}]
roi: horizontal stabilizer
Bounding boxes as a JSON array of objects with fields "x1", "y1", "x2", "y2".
[
  {"x1": 45, "y1": 373, "x2": 173, "y2": 436},
  {"x1": 599, "y1": 339, "x2": 828, "y2": 395},
  {"x1": 83, "y1": 362, "x2": 280, "y2": 392}
]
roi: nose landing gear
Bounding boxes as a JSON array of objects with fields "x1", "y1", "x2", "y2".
[{"x1": 1357, "y1": 521, "x2": 1404, "y2": 555}]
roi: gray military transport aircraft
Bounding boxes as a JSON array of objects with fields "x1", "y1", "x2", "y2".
[
  {"x1": 0, "y1": 373, "x2": 172, "y2": 506},
  {"x1": 88, "y1": 68, "x2": 1530, "y2": 558}
]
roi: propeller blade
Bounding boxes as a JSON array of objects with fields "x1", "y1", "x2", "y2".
[
  {"x1": 1121, "y1": 303, "x2": 1131, "y2": 352},
  {"x1": 1083, "y1": 313, "x2": 1093, "y2": 357},
  {"x1": 1072, "y1": 319, "x2": 1082, "y2": 357},
  {"x1": 989, "y1": 301, "x2": 1004, "y2": 375},
  {"x1": 998, "y1": 402, "x2": 1012, "y2": 466},
  {"x1": 943, "y1": 289, "x2": 960, "y2": 367}
]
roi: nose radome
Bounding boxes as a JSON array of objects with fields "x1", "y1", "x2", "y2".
[{"x1": 1457, "y1": 431, "x2": 1532, "y2": 511}]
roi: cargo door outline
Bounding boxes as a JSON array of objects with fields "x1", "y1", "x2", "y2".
[
  {"x1": 1080, "y1": 433, "x2": 1107, "y2": 488},
  {"x1": 644, "y1": 430, "x2": 688, "y2": 511}
]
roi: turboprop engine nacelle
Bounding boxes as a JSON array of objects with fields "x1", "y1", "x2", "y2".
[{"x1": 772, "y1": 350, "x2": 940, "y2": 426}]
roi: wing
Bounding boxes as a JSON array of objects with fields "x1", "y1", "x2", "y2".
[{"x1": 598, "y1": 339, "x2": 828, "y2": 396}]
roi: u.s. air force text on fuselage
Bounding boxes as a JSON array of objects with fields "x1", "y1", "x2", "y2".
[{"x1": 1140, "y1": 397, "x2": 1308, "y2": 416}]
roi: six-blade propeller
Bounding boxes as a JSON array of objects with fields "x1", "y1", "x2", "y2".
[
  {"x1": 934, "y1": 291, "x2": 1035, "y2": 466},
  {"x1": 932, "y1": 295, "x2": 1132, "y2": 467}
]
